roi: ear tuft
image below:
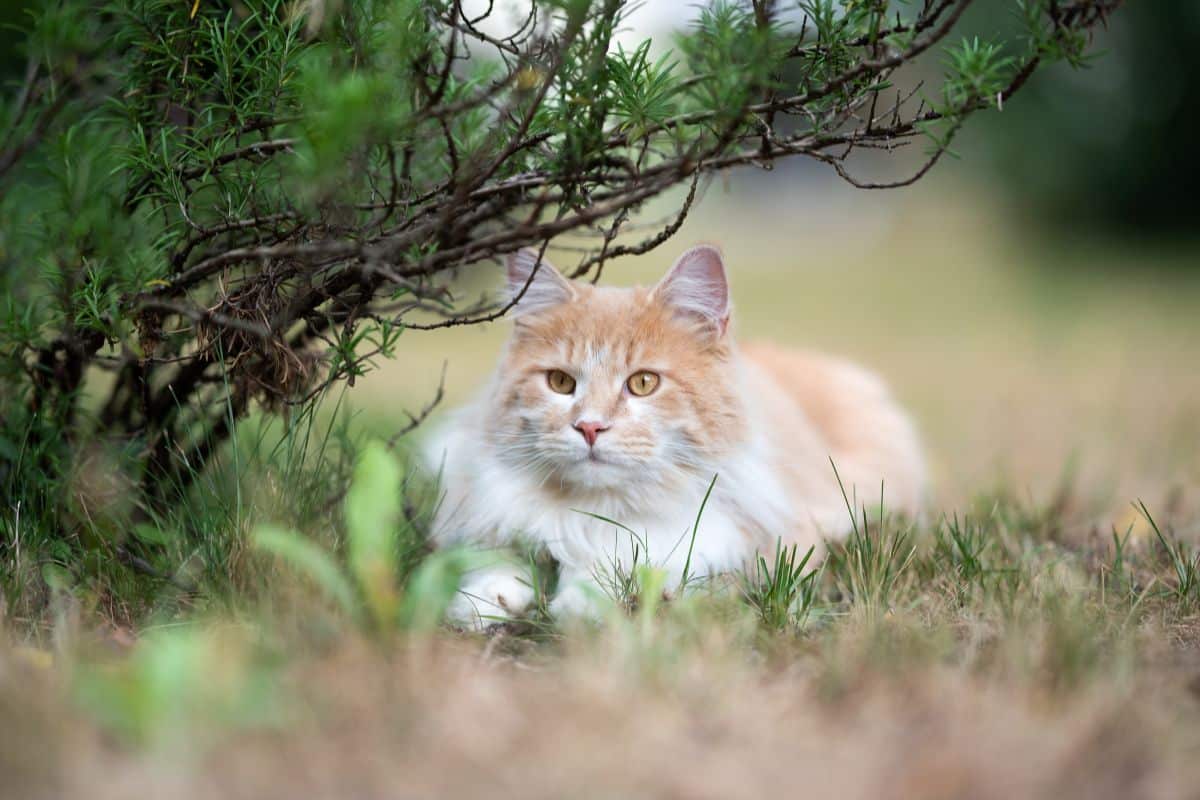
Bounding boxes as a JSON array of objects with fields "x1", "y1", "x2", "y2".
[
  {"x1": 505, "y1": 249, "x2": 574, "y2": 316},
  {"x1": 653, "y1": 245, "x2": 731, "y2": 334}
]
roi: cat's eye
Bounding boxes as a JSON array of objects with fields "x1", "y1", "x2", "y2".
[
  {"x1": 547, "y1": 369, "x2": 576, "y2": 394},
  {"x1": 627, "y1": 371, "x2": 660, "y2": 397}
]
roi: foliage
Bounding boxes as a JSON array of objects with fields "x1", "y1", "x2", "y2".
[
  {"x1": 252, "y1": 440, "x2": 470, "y2": 633},
  {"x1": 967, "y1": 0, "x2": 1200, "y2": 237},
  {"x1": 25, "y1": 487, "x2": 1200, "y2": 773},
  {"x1": 72, "y1": 624, "x2": 283, "y2": 747},
  {"x1": 1139, "y1": 500, "x2": 1200, "y2": 610}
]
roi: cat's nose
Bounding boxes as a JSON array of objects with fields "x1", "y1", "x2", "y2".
[{"x1": 574, "y1": 420, "x2": 610, "y2": 447}]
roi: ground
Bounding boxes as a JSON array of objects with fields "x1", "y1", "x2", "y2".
[{"x1": 3, "y1": 179, "x2": 1199, "y2": 799}]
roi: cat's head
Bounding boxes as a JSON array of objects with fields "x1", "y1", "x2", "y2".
[{"x1": 486, "y1": 245, "x2": 745, "y2": 494}]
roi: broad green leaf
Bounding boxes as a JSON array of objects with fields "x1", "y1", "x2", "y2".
[
  {"x1": 344, "y1": 441, "x2": 402, "y2": 625},
  {"x1": 252, "y1": 524, "x2": 359, "y2": 618}
]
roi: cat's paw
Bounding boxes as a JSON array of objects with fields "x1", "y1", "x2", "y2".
[
  {"x1": 549, "y1": 579, "x2": 611, "y2": 625},
  {"x1": 447, "y1": 569, "x2": 535, "y2": 632}
]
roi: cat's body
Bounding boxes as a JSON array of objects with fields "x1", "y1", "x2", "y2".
[{"x1": 425, "y1": 246, "x2": 925, "y2": 628}]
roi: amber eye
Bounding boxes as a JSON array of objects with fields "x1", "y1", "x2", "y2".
[
  {"x1": 627, "y1": 371, "x2": 660, "y2": 397},
  {"x1": 547, "y1": 369, "x2": 576, "y2": 394}
]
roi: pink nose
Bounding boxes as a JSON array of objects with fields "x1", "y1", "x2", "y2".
[{"x1": 574, "y1": 420, "x2": 610, "y2": 447}]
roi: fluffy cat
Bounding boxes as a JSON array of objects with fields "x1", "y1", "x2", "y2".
[{"x1": 425, "y1": 245, "x2": 925, "y2": 629}]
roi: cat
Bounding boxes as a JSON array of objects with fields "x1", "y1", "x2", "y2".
[{"x1": 424, "y1": 244, "x2": 926, "y2": 629}]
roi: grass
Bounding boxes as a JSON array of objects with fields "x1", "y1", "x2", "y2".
[
  {"x1": 3, "y1": 431, "x2": 1200, "y2": 798},
  {"x1": 1141, "y1": 500, "x2": 1200, "y2": 610},
  {"x1": 3, "y1": 194, "x2": 1200, "y2": 797},
  {"x1": 739, "y1": 539, "x2": 820, "y2": 631}
]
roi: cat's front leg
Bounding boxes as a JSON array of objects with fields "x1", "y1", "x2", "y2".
[{"x1": 446, "y1": 556, "x2": 536, "y2": 632}]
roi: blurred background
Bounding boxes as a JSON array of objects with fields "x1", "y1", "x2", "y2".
[{"x1": 3, "y1": 0, "x2": 1196, "y2": 522}]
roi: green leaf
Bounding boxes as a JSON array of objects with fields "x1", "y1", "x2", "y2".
[
  {"x1": 252, "y1": 524, "x2": 359, "y2": 618},
  {"x1": 399, "y1": 548, "x2": 481, "y2": 632},
  {"x1": 344, "y1": 441, "x2": 403, "y2": 625}
]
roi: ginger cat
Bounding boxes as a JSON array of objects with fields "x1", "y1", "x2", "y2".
[{"x1": 425, "y1": 245, "x2": 925, "y2": 628}]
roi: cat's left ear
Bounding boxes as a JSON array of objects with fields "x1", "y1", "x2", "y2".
[{"x1": 653, "y1": 245, "x2": 731, "y2": 336}]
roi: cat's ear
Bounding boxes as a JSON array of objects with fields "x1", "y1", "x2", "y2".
[
  {"x1": 506, "y1": 248, "x2": 575, "y2": 316},
  {"x1": 653, "y1": 245, "x2": 731, "y2": 335}
]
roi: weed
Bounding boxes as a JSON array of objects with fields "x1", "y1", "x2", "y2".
[
  {"x1": 251, "y1": 440, "x2": 466, "y2": 635},
  {"x1": 740, "y1": 540, "x2": 820, "y2": 632},
  {"x1": 1139, "y1": 500, "x2": 1200, "y2": 610},
  {"x1": 825, "y1": 463, "x2": 916, "y2": 619},
  {"x1": 572, "y1": 510, "x2": 651, "y2": 614},
  {"x1": 1098, "y1": 523, "x2": 1135, "y2": 605},
  {"x1": 932, "y1": 513, "x2": 989, "y2": 584}
]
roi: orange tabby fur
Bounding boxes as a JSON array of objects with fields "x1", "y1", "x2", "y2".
[{"x1": 738, "y1": 342, "x2": 926, "y2": 537}]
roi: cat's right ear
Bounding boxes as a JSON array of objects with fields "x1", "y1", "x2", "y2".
[
  {"x1": 652, "y1": 245, "x2": 731, "y2": 336},
  {"x1": 506, "y1": 248, "x2": 575, "y2": 317}
]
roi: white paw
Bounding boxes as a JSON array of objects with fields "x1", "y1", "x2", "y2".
[
  {"x1": 549, "y1": 578, "x2": 611, "y2": 625},
  {"x1": 446, "y1": 568, "x2": 536, "y2": 632}
]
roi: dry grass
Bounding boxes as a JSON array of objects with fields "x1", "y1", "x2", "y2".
[
  {"x1": 7, "y1": 478, "x2": 1200, "y2": 800},
  {"x1": 6, "y1": 574, "x2": 1200, "y2": 800}
]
